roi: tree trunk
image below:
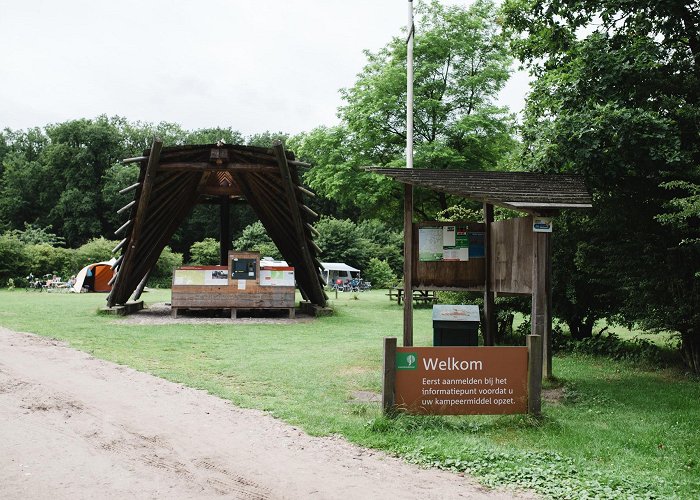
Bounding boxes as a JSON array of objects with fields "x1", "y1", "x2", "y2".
[
  {"x1": 568, "y1": 316, "x2": 595, "y2": 340},
  {"x1": 681, "y1": 329, "x2": 700, "y2": 375}
]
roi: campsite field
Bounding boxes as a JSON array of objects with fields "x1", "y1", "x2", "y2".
[{"x1": 0, "y1": 288, "x2": 698, "y2": 498}]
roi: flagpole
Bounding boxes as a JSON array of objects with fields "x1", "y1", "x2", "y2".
[
  {"x1": 406, "y1": 0, "x2": 414, "y2": 170},
  {"x1": 403, "y1": 0, "x2": 415, "y2": 347}
]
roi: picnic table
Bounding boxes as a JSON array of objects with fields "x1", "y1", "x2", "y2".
[{"x1": 387, "y1": 287, "x2": 438, "y2": 305}]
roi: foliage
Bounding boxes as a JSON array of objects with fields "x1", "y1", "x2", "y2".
[
  {"x1": 363, "y1": 258, "x2": 397, "y2": 289},
  {"x1": 0, "y1": 233, "x2": 29, "y2": 284},
  {"x1": 552, "y1": 328, "x2": 674, "y2": 369},
  {"x1": 294, "y1": 0, "x2": 516, "y2": 222},
  {"x1": 233, "y1": 221, "x2": 282, "y2": 259},
  {"x1": 24, "y1": 243, "x2": 74, "y2": 279},
  {"x1": 6, "y1": 222, "x2": 65, "y2": 246},
  {"x1": 73, "y1": 237, "x2": 117, "y2": 268},
  {"x1": 149, "y1": 246, "x2": 183, "y2": 287},
  {"x1": 188, "y1": 238, "x2": 221, "y2": 265},
  {"x1": 502, "y1": 0, "x2": 700, "y2": 371},
  {"x1": 314, "y1": 217, "x2": 370, "y2": 270}
]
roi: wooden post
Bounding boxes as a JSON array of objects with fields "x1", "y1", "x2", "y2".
[
  {"x1": 531, "y1": 215, "x2": 552, "y2": 378},
  {"x1": 527, "y1": 334, "x2": 542, "y2": 415},
  {"x1": 382, "y1": 337, "x2": 397, "y2": 415},
  {"x1": 220, "y1": 195, "x2": 231, "y2": 266},
  {"x1": 483, "y1": 202, "x2": 496, "y2": 345},
  {"x1": 403, "y1": 184, "x2": 414, "y2": 347}
]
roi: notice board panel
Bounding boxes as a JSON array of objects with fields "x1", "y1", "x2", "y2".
[
  {"x1": 395, "y1": 346, "x2": 528, "y2": 415},
  {"x1": 489, "y1": 216, "x2": 533, "y2": 295},
  {"x1": 413, "y1": 221, "x2": 485, "y2": 290}
]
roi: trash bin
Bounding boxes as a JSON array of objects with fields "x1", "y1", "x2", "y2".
[{"x1": 432, "y1": 304, "x2": 480, "y2": 346}]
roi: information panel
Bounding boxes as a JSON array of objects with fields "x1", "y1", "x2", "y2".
[
  {"x1": 395, "y1": 346, "x2": 528, "y2": 415},
  {"x1": 173, "y1": 266, "x2": 228, "y2": 286}
]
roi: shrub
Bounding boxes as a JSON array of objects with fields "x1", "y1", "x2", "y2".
[
  {"x1": 0, "y1": 233, "x2": 29, "y2": 284},
  {"x1": 234, "y1": 221, "x2": 282, "y2": 259},
  {"x1": 149, "y1": 246, "x2": 183, "y2": 287},
  {"x1": 73, "y1": 237, "x2": 118, "y2": 270},
  {"x1": 364, "y1": 258, "x2": 397, "y2": 288},
  {"x1": 189, "y1": 238, "x2": 220, "y2": 265},
  {"x1": 25, "y1": 243, "x2": 74, "y2": 279}
]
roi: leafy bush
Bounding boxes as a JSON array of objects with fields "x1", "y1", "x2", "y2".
[
  {"x1": 233, "y1": 221, "x2": 281, "y2": 259},
  {"x1": 73, "y1": 237, "x2": 117, "y2": 268},
  {"x1": 189, "y1": 238, "x2": 220, "y2": 265},
  {"x1": 552, "y1": 328, "x2": 671, "y2": 367},
  {"x1": 0, "y1": 233, "x2": 30, "y2": 283},
  {"x1": 364, "y1": 258, "x2": 397, "y2": 288},
  {"x1": 25, "y1": 243, "x2": 73, "y2": 279},
  {"x1": 149, "y1": 246, "x2": 183, "y2": 287}
]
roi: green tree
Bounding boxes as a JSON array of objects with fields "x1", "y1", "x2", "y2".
[
  {"x1": 233, "y1": 221, "x2": 282, "y2": 259},
  {"x1": 502, "y1": 0, "x2": 700, "y2": 369},
  {"x1": 364, "y1": 257, "x2": 397, "y2": 289},
  {"x1": 189, "y1": 238, "x2": 221, "y2": 265},
  {"x1": 294, "y1": 0, "x2": 516, "y2": 222},
  {"x1": 314, "y1": 217, "x2": 371, "y2": 270}
]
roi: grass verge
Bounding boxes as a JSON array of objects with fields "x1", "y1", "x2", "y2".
[{"x1": 0, "y1": 289, "x2": 698, "y2": 498}]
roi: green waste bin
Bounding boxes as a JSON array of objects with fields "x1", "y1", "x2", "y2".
[{"x1": 432, "y1": 304, "x2": 480, "y2": 346}]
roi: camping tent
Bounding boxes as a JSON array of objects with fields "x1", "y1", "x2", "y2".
[
  {"x1": 73, "y1": 259, "x2": 117, "y2": 293},
  {"x1": 320, "y1": 262, "x2": 360, "y2": 285}
]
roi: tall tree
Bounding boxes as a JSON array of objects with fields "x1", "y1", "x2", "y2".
[
  {"x1": 502, "y1": 0, "x2": 700, "y2": 370},
  {"x1": 294, "y1": 0, "x2": 516, "y2": 222}
]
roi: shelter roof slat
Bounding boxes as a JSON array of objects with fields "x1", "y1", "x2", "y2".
[{"x1": 367, "y1": 168, "x2": 592, "y2": 211}]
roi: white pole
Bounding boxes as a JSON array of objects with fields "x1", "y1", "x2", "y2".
[{"x1": 406, "y1": 0, "x2": 414, "y2": 169}]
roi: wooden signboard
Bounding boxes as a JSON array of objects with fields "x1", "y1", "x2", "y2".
[
  {"x1": 393, "y1": 346, "x2": 528, "y2": 415},
  {"x1": 412, "y1": 221, "x2": 486, "y2": 290},
  {"x1": 489, "y1": 216, "x2": 534, "y2": 295},
  {"x1": 171, "y1": 252, "x2": 295, "y2": 318}
]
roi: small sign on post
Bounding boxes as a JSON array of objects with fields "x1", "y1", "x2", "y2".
[{"x1": 533, "y1": 217, "x2": 553, "y2": 232}]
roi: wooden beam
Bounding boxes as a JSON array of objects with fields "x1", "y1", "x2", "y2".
[
  {"x1": 296, "y1": 185, "x2": 316, "y2": 197},
  {"x1": 382, "y1": 337, "x2": 397, "y2": 415},
  {"x1": 122, "y1": 155, "x2": 147, "y2": 164},
  {"x1": 527, "y1": 334, "x2": 542, "y2": 416},
  {"x1": 119, "y1": 182, "x2": 140, "y2": 194},
  {"x1": 132, "y1": 270, "x2": 151, "y2": 302},
  {"x1": 157, "y1": 162, "x2": 278, "y2": 173},
  {"x1": 114, "y1": 219, "x2": 132, "y2": 237},
  {"x1": 111, "y1": 238, "x2": 127, "y2": 254},
  {"x1": 403, "y1": 183, "x2": 414, "y2": 347},
  {"x1": 273, "y1": 141, "x2": 327, "y2": 307},
  {"x1": 219, "y1": 195, "x2": 231, "y2": 266},
  {"x1": 116, "y1": 200, "x2": 136, "y2": 215},
  {"x1": 531, "y1": 214, "x2": 552, "y2": 379},
  {"x1": 483, "y1": 203, "x2": 496, "y2": 346}
]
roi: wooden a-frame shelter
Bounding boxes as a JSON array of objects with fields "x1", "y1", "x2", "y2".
[{"x1": 106, "y1": 140, "x2": 328, "y2": 309}]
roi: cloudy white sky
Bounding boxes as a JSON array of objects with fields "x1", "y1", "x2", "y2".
[{"x1": 0, "y1": 0, "x2": 530, "y2": 135}]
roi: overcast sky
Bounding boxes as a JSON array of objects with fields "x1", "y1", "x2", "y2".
[{"x1": 0, "y1": 0, "x2": 530, "y2": 135}]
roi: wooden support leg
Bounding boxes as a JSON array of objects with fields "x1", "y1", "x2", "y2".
[
  {"x1": 382, "y1": 337, "x2": 397, "y2": 415},
  {"x1": 171, "y1": 308, "x2": 178, "y2": 318},
  {"x1": 230, "y1": 308, "x2": 237, "y2": 319},
  {"x1": 288, "y1": 308, "x2": 295, "y2": 319}
]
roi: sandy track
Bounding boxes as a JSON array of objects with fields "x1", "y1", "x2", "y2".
[{"x1": 0, "y1": 327, "x2": 532, "y2": 499}]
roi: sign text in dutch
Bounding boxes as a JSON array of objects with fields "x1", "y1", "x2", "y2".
[{"x1": 395, "y1": 347, "x2": 528, "y2": 415}]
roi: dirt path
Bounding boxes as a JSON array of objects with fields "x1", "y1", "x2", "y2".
[{"x1": 0, "y1": 327, "x2": 533, "y2": 499}]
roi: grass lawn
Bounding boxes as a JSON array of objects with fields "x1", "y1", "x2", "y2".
[{"x1": 0, "y1": 288, "x2": 698, "y2": 498}]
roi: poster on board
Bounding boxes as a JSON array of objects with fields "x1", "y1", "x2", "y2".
[
  {"x1": 420, "y1": 224, "x2": 472, "y2": 261},
  {"x1": 418, "y1": 227, "x2": 444, "y2": 261}
]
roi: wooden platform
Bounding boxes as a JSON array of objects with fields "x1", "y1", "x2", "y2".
[{"x1": 170, "y1": 305, "x2": 295, "y2": 319}]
